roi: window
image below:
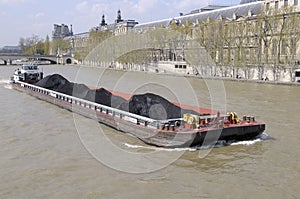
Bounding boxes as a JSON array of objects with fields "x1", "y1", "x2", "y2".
[
  {"x1": 295, "y1": 0, "x2": 298, "y2": 6},
  {"x1": 291, "y1": 38, "x2": 297, "y2": 55},
  {"x1": 281, "y1": 40, "x2": 287, "y2": 55},
  {"x1": 275, "y1": 1, "x2": 279, "y2": 9},
  {"x1": 272, "y1": 39, "x2": 278, "y2": 56},
  {"x1": 274, "y1": 22, "x2": 278, "y2": 32},
  {"x1": 284, "y1": 0, "x2": 289, "y2": 7}
]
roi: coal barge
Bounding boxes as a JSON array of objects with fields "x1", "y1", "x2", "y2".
[{"x1": 10, "y1": 65, "x2": 266, "y2": 148}]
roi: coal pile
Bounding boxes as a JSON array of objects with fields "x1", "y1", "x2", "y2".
[
  {"x1": 35, "y1": 74, "x2": 199, "y2": 120},
  {"x1": 127, "y1": 93, "x2": 181, "y2": 119},
  {"x1": 34, "y1": 74, "x2": 89, "y2": 99},
  {"x1": 84, "y1": 88, "x2": 127, "y2": 108},
  {"x1": 125, "y1": 93, "x2": 200, "y2": 120}
]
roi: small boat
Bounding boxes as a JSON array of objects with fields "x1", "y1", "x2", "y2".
[
  {"x1": 10, "y1": 74, "x2": 266, "y2": 148},
  {"x1": 12, "y1": 63, "x2": 43, "y2": 83}
]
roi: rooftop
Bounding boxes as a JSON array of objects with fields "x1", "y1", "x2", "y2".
[{"x1": 134, "y1": 1, "x2": 263, "y2": 29}]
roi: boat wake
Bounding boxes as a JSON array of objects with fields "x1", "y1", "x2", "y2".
[
  {"x1": 0, "y1": 79, "x2": 13, "y2": 89},
  {"x1": 0, "y1": 79, "x2": 10, "y2": 84},
  {"x1": 124, "y1": 143, "x2": 197, "y2": 152},
  {"x1": 124, "y1": 133, "x2": 269, "y2": 151},
  {"x1": 4, "y1": 84, "x2": 13, "y2": 90},
  {"x1": 229, "y1": 133, "x2": 269, "y2": 146}
]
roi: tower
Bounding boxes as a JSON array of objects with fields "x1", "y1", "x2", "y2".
[
  {"x1": 101, "y1": 14, "x2": 107, "y2": 26},
  {"x1": 116, "y1": 9, "x2": 123, "y2": 23}
]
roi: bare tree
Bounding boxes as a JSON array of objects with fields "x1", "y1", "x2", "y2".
[{"x1": 281, "y1": 7, "x2": 300, "y2": 81}]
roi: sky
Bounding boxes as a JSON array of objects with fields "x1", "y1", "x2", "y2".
[{"x1": 0, "y1": 0, "x2": 241, "y2": 47}]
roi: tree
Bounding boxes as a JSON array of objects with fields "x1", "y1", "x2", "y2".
[
  {"x1": 44, "y1": 35, "x2": 50, "y2": 55},
  {"x1": 51, "y1": 38, "x2": 70, "y2": 55},
  {"x1": 285, "y1": 11, "x2": 300, "y2": 80},
  {"x1": 73, "y1": 29, "x2": 113, "y2": 61},
  {"x1": 194, "y1": 19, "x2": 215, "y2": 76},
  {"x1": 88, "y1": 30, "x2": 113, "y2": 51},
  {"x1": 19, "y1": 37, "x2": 26, "y2": 52},
  {"x1": 19, "y1": 34, "x2": 44, "y2": 54}
]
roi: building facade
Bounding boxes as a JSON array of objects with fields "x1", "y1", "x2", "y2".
[
  {"x1": 0, "y1": 46, "x2": 22, "y2": 54},
  {"x1": 57, "y1": 0, "x2": 300, "y2": 81},
  {"x1": 132, "y1": 0, "x2": 300, "y2": 81},
  {"x1": 96, "y1": 10, "x2": 138, "y2": 36},
  {"x1": 52, "y1": 24, "x2": 73, "y2": 39}
]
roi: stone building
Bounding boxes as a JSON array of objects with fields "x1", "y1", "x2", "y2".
[
  {"x1": 132, "y1": 0, "x2": 300, "y2": 81},
  {"x1": 0, "y1": 46, "x2": 22, "y2": 54},
  {"x1": 51, "y1": 24, "x2": 74, "y2": 56},
  {"x1": 62, "y1": 10, "x2": 138, "y2": 63},
  {"x1": 58, "y1": 0, "x2": 300, "y2": 81},
  {"x1": 52, "y1": 24, "x2": 73, "y2": 39},
  {"x1": 95, "y1": 10, "x2": 138, "y2": 35}
]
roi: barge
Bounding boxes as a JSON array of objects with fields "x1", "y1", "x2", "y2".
[{"x1": 10, "y1": 66, "x2": 266, "y2": 148}]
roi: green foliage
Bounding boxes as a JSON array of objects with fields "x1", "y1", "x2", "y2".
[
  {"x1": 51, "y1": 38, "x2": 70, "y2": 55},
  {"x1": 73, "y1": 29, "x2": 113, "y2": 61},
  {"x1": 193, "y1": 5, "x2": 300, "y2": 70},
  {"x1": 19, "y1": 34, "x2": 44, "y2": 55},
  {"x1": 44, "y1": 35, "x2": 50, "y2": 55},
  {"x1": 116, "y1": 49, "x2": 151, "y2": 64},
  {"x1": 18, "y1": 34, "x2": 52, "y2": 55},
  {"x1": 88, "y1": 30, "x2": 113, "y2": 50}
]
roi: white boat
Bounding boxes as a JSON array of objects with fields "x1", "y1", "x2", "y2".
[{"x1": 12, "y1": 64, "x2": 43, "y2": 83}]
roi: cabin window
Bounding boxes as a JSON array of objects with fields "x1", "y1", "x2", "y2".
[
  {"x1": 295, "y1": 71, "x2": 300, "y2": 77},
  {"x1": 175, "y1": 65, "x2": 179, "y2": 68},
  {"x1": 183, "y1": 65, "x2": 187, "y2": 69}
]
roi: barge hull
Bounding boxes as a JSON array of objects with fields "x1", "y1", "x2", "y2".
[{"x1": 12, "y1": 82, "x2": 265, "y2": 148}]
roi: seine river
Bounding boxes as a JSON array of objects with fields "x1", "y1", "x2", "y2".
[{"x1": 1, "y1": 65, "x2": 300, "y2": 198}]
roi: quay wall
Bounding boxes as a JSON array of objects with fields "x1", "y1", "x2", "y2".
[{"x1": 82, "y1": 60, "x2": 300, "y2": 84}]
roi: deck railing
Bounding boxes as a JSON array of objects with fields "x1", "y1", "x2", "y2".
[{"x1": 16, "y1": 80, "x2": 183, "y2": 129}]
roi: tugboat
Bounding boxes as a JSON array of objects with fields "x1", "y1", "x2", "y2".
[{"x1": 12, "y1": 63, "x2": 43, "y2": 83}]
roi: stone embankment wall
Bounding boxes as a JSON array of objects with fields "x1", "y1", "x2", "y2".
[
  {"x1": 82, "y1": 60, "x2": 299, "y2": 83},
  {"x1": 188, "y1": 64, "x2": 300, "y2": 83}
]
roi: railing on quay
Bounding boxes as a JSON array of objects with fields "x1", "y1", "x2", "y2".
[{"x1": 15, "y1": 80, "x2": 183, "y2": 129}]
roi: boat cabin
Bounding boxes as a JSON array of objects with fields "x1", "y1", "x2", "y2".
[
  {"x1": 21, "y1": 64, "x2": 38, "y2": 70},
  {"x1": 13, "y1": 64, "x2": 43, "y2": 83}
]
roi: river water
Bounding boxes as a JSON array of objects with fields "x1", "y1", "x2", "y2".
[{"x1": 0, "y1": 65, "x2": 300, "y2": 198}]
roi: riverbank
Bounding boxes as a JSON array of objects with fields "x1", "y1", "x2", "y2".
[
  {"x1": 3, "y1": 64, "x2": 300, "y2": 86},
  {"x1": 89, "y1": 65, "x2": 300, "y2": 87},
  {"x1": 187, "y1": 75, "x2": 300, "y2": 86}
]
